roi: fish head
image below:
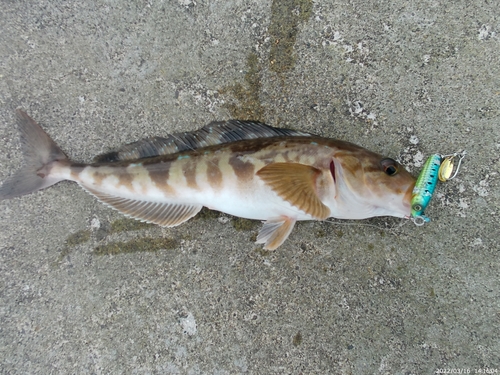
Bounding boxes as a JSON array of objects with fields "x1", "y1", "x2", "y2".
[{"x1": 330, "y1": 146, "x2": 416, "y2": 219}]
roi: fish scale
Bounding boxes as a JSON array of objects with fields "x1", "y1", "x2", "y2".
[{"x1": 0, "y1": 110, "x2": 416, "y2": 250}]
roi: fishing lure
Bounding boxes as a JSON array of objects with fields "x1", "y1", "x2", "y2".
[
  {"x1": 411, "y1": 151, "x2": 466, "y2": 225},
  {"x1": 411, "y1": 154, "x2": 441, "y2": 225}
]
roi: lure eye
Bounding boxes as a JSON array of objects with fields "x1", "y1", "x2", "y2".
[
  {"x1": 380, "y1": 158, "x2": 399, "y2": 176},
  {"x1": 412, "y1": 203, "x2": 422, "y2": 212}
]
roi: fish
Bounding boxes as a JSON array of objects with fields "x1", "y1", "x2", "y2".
[{"x1": 0, "y1": 110, "x2": 416, "y2": 249}]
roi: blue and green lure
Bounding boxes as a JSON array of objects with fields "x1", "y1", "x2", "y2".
[{"x1": 411, "y1": 151, "x2": 466, "y2": 226}]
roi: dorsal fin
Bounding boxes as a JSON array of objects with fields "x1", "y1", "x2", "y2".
[{"x1": 94, "y1": 120, "x2": 311, "y2": 162}]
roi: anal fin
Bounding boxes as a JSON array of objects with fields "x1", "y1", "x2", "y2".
[
  {"x1": 83, "y1": 186, "x2": 202, "y2": 227},
  {"x1": 256, "y1": 217, "x2": 296, "y2": 250}
]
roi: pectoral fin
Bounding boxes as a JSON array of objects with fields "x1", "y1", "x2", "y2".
[
  {"x1": 256, "y1": 163, "x2": 330, "y2": 220},
  {"x1": 256, "y1": 217, "x2": 296, "y2": 250}
]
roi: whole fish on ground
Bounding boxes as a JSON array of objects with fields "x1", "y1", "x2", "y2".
[{"x1": 0, "y1": 110, "x2": 416, "y2": 249}]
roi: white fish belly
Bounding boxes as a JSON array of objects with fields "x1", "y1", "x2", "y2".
[
  {"x1": 207, "y1": 191, "x2": 314, "y2": 221},
  {"x1": 181, "y1": 183, "x2": 315, "y2": 221}
]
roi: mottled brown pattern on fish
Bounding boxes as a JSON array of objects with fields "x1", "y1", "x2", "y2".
[
  {"x1": 334, "y1": 151, "x2": 364, "y2": 176},
  {"x1": 182, "y1": 160, "x2": 199, "y2": 190},
  {"x1": 229, "y1": 154, "x2": 255, "y2": 182},
  {"x1": 206, "y1": 158, "x2": 223, "y2": 189},
  {"x1": 282, "y1": 151, "x2": 296, "y2": 163},
  {"x1": 361, "y1": 165, "x2": 383, "y2": 174},
  {"x1": 257, "y1": 149, "x2": 281, "y2": 163},
  {"x1": 146, "y1": 162, "x2": 175, "y2": 195},
  {"x1": 315, "y1": 170, "x2": 332, "y2": 199},
  {"x1": 226, "y1": 137, "x2": 287, "y2": 154},
  {"x1": 69, "y1": 164, "x2": 85, "y2": 181},
  {"x1": 282, "y1": 151, "x2": 292, "y2": 163},
  {"x1": 117, "y1": 171, "x2": 134, "y2": 190},
  {"x1": 92, "y1": 170, "x2": 110, "y2": 186}
]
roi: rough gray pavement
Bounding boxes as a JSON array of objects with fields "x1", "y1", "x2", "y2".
[{"x1": 1, "y1": 1, "x2": 499, "y2": 374}]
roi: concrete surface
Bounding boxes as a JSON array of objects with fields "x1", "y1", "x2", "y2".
[{"x1": 0, "y1": 1, "x2": 499, "y2": 374}]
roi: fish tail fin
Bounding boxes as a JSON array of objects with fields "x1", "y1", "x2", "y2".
[{"x1": 0, "y1": 109, "x2": 69, "y2": 200}]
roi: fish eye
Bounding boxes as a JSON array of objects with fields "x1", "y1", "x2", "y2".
[{"x1": 380, "y1": 158, "x2": 399, "y2": 176}]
